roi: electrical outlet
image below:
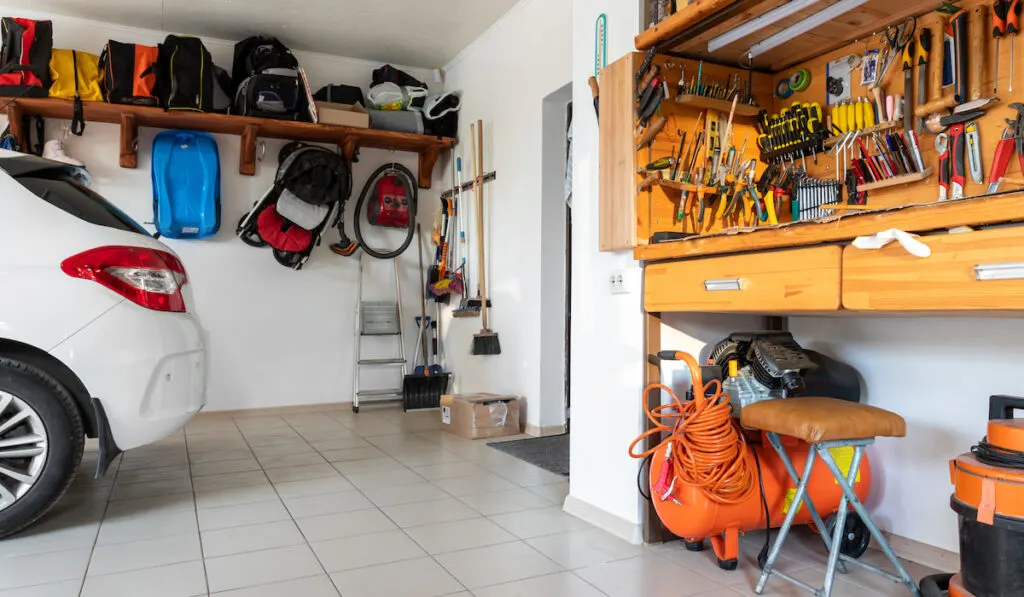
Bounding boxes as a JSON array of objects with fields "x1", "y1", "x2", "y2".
[{"x1": 609, "y1": 270, "x2": 629, "y2": 295}]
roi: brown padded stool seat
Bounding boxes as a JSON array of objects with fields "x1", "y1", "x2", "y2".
[{"x1": 741, "y1": 397, "x2": 906, "y2": 443}]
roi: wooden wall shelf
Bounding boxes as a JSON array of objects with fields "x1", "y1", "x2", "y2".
[
  {"x1": 634, "y1": 192, "x2": 1024, "y2": 261},
  {"x1": 675, "y1": 94, "x2": 760, "y2": 116},
  {"x1": 858, "y1": 168, "x2": 933, "y2": 192},
  {"x1": 822, "y1": 121, "x2": 903, "y2": 149},
  {"x1": 1, "y1": 98, "x2": 455, "y2": 188}
]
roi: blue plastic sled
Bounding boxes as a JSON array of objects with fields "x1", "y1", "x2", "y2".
[{"x1": 152, "y1": 130, "x2": 221, "y2": 239}]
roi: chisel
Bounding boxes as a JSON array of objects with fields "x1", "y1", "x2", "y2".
[
  {"x1": 636, "y1": 116, "x2": 667, "y2": 150},
  {"x1": 917, "y1": 29, "x2": 932, "y2": 135}
]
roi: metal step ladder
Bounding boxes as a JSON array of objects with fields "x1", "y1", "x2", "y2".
[{"x1": 351, "y1": 253, "x2": 406, "y2": 413}]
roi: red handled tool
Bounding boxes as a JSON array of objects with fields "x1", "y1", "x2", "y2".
[
  {"x1": 988, "y1": 124, "x2": 1018, "y2": 193},
  {"x1": 949, "y1": 123, "x2": 966, "y2": 200},
  {"x1": 936, "y1": 133, "x2": 950, "y2": 201}
]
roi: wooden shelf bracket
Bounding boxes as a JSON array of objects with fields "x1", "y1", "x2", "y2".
[
  {"x1": 240, "y1": 124, "x2": 259, "y2": 176},
  {"x1": 119, "y1": 113, "x2": 138, "y2": 169},
  {"x1": 418, "y1": 145, "x2": 440, "y2": 189}
]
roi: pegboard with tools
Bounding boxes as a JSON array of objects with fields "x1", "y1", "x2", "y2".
[{"x1": 599, "y1": 0, "x2": 1024, "y2": 253}]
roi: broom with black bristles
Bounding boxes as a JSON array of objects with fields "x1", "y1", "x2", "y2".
[{"x1": 470, "y1": 119, "x2": 500, "y2": 355}]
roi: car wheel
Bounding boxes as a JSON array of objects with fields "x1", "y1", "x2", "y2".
[{"x1": 0, "y1": 358, "x2": 84, "y2": 539}]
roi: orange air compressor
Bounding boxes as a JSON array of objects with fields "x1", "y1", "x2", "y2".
[{"x1": 634, "y1": 334, "x2": 872, "y2": 571}]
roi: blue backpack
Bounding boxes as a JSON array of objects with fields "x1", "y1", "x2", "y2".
[{"x1": 151, "y1": 130, "x2": 220, "y2": 239}]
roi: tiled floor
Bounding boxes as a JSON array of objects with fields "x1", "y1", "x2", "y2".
[{"x1": 0, "y1": 405, "x2": 944, "y2": 596}]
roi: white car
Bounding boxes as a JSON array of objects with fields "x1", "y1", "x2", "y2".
[{"x1": 0, "y1": 149, "x2": 207, "y2": 537}]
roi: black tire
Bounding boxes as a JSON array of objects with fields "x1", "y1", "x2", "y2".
[
  {"x1": 825, "y1": 512, "x2": 872, "y2": 559},
  {"x1": 0, "y1": 358, "x2": 84, "y2": 539}
]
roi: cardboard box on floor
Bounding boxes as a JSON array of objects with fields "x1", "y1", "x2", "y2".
[{"x1": 440, "y1": 394, "x2": 523, "y2": 439}]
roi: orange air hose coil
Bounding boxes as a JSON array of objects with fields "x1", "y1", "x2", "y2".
[{"x1": 628, "y1": 351, "x2": 755, "y2": 505}]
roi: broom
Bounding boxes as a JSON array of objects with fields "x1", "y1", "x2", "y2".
[{"x1": 470, "y1": 119, "x2": 500, "y2": 355}]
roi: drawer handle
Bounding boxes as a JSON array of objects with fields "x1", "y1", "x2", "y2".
[
  {"x1": 704, "y1": 278, "x2": 743, "y2": 292},
  {"x1": 975, "y1": 262, "x2": 1024, "y2": 281}
]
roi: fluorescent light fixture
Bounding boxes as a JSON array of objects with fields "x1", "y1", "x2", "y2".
[
  {"x1": 708, "y1": 0, "x2": 825, "y2": 53},
  {"x1": 745, "y1": 0, "x2": 871, "y2": 60},
  {"x1": 975, "y1": 262, "x2": 1024, "y2": 281},
  {"x1": 704, "y1": 278, "x2": 743, "y2": 292}
]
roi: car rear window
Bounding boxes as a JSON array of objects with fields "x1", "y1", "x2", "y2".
[{"x1": 16, "y1": 176, "x2": 150, "y2": 236}]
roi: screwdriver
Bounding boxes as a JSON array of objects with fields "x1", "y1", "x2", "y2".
[
  {"x1": 995, "y1": 0, "x2": 1010, "y2": 93},
  {"x1": 1010, "y1": 0, "x2": 1021, "y2": 92},
  {"x1": 638, "y1": 156, "x2": 676, "y2": 173}
]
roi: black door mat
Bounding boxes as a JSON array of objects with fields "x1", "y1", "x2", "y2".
[{"x1": 489, "y1": 434, "x2": 569, "y2": 476}]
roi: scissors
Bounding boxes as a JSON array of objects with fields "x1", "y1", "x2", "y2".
[{"x1": 875, "y1": 16, "x2": 917, "y2": 87}]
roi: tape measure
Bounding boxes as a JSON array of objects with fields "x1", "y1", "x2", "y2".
[{"x1": 789, "y1": 69, "x2": 811, "y2": 92}]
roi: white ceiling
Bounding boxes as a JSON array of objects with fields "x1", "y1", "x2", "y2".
[{"x1": 24, "y1": 0, "x2": 521, "y2": 67}]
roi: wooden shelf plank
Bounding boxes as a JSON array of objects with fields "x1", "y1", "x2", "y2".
[
  {"x1": 675, "y1": 94, "x2": 761, "y2": 116},
  {"x1": 858, "y1": 168, "x2": 933, "y2": 192},
  {"x1": 0, "y1": 98, "x2": 455, "y2": 187},
  {"x1": 634, "y1": 192, "x2": 1024, "y2": 262},
  {"x1": 822, "y1": 121, "x2": 902, "y2": 149}
]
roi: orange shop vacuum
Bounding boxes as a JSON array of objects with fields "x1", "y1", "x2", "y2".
[
  {"x1": 921, "y1": 395, "x2": 1024, "y2": 597},
  {"x1": 630, "y1": 332, "x2": 872, "y2": 571}
]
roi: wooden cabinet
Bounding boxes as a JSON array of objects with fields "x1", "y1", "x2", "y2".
[
  {"x1": 644, "y1": 246, "x2": 842, "y2": 312},
  {"x1": 843, "y1": 227, "x2": 1024, "y2": 311}
]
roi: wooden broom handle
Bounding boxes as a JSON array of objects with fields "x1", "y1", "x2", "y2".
[{"x1": 473, "y1": 120, "x2": 489, "y2": 329}]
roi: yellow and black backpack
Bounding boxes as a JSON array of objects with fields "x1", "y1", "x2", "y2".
[{"x1": 48, "y1": 49, "x2": 103, "y2": 135}]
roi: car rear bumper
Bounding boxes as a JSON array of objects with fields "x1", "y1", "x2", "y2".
[{"x1": 50, "y1": 301, "x2": 207, "y2": 451}]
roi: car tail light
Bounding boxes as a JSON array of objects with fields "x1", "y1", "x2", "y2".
[{"x1": 61, "y1": 246, "x2": 188, "y2": 313}]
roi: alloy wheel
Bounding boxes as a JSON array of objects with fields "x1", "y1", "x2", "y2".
[{"x1": 0, "y1": 391, "x2": 49, "y2": 511}]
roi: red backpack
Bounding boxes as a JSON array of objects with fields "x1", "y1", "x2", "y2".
[{"x1": 0, "y1": 17, "x2": 52, "y2": 97}]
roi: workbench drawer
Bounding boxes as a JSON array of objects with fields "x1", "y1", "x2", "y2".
[
  {"x1": 644, "y1": 246, "x2": 842, "y2": 312},
  {"x1": 843, "y1": 227, "x2": 1024, "y2": 311}
]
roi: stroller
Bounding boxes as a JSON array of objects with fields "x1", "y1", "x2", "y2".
[{"x1": 236, "y1": 142, "x2": 352, "y2": 269}]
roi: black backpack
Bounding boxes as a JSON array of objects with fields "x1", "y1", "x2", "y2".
[
  {"x1": 156, "y1": 35, "x2": 230, "y2": 112},
  {"x1": 0, "y1": 17, "x2": 52, "y2": 98},
  {"x1": 231, "y1": 36, "x2": 308, "y2": 121}
]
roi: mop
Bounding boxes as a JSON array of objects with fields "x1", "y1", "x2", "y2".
[{"x1": 470, "y1": 120, "x2": 501, "y2": 356}]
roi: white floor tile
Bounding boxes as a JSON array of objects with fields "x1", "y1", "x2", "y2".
[
  {"x1": 405, "y1": 517, "x2": 517, "y2": 554},
  {"x1": 80, "y1": 560, "x2": 207, "y2": 597},
  {"x1": 343, "y1": 468, "x2": 426, "y2": 489},
  {"x1": 528, "y1": 481, "x2": 570, "y2": 505},
  {"x1": 527, "y1": 528, "x2": 646, "y2": 569},
  {"x1": 294, "y1": 508, "x2": 397, "y2": 543},
  {"x1": 96, "y1": 507, "x2": 198, "y2": 546},
  {"x1": 380, "y1": 497, "x2": 481, "y2": 528},
  {"x1": 489, "y1": 506, "x2": 591, "y2": 539},
  {"x1": 0, "y1": 580, "x2": 82, "y2": 597},
  {"x1": 197, "y1": 499, "x2": 290, "y2": 531},
  {"x1": 104, "y1": 493, "x2": 195, "y2": 517},
  {"x1": 201, "y1": 520, "x2": 306, "y2": 558},
  {"x1": 331, "y1": 457, "x2": 407, "y2": 475},
  {"x1": 272, "y1": 476, "x2": 355, "y2": 499},
  {"x1": 361, "y1": 482, "x2": 450, "y2": 507},
  {"x1": 192, "y1": 471, "x2": 269, "y2": 492},
  {"x1": 205, "y1": 544, "x2": 323, "y2": 593},
  {"x1": 188, "y1": 448, "x2": 254, "y2": 465},
  {"x1": 87, "y1": 532, "x2": 202, "y2": 576},
  {"x1": 110, "y1": 477, "x2": 193, "y2": 501},
  {"x1": 457, "y1": 488, "x2": 554, "y2": 516},
  {"x1": 115, "y1": 465, "x2": 191, "y2": 485},
  {"x1": 310, "y1": 529, "x2": 426, "y2": 573},
  {"x1": 329, "y1": 557, "x2": 464, "y2": 597},
  {"x1": 283, "y1": 490, "x2": 374, "y2": 518},
  {"x1": 0, "y1": 548, "x2": 92, "y2": 590},
  {"x1": 472, "y1": 571, "x2": 607, "y2": 597},
  {"x1": 0, "y1": 501, "x2": 103, "y2": 559},
  {"x1": 194, "y1": 485, "x2": 280, "y2": 510},
  {"x1": 318, "y1": 446, "x2": 385, "y2": 462},
  {"x1": 432, "y1": 474, "x2": 518, "y2": 497},
  {"x1": 412, "y1": 461, "x2": 488, "y2": 481},
  {"x1": 264, "y1": 464, "x2": 339, "y2": 483},
  {"x1": 309, "y1": 437, "x2": 370, "y2": 452},
  {"x1": 495, "y1": 466, "x2": 568, "y2": 488},
  {"x1": 575, "y1": 555, "x2": 723, "y2": 597},
  {"x1": 209, "y1": 575, "x2": 339, "y2": 597},
  {"x1": 190, "y1": 458, "x2": 262, "y2": 477},
  {"x1": 434, "y1": 541, "x2": 563, "y2": 589},
  {"x1": 256, "y1": 452, "x2": 327, "y2": 469}
]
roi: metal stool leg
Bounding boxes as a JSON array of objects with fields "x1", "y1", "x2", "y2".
[
  {"x1": 818, "y1": 446, "x2": 923, "y2": 597},
  {"x1": 818, "y1": 444, "x2": 862, "y2": 597},
  {"x1": 766, "y1": 433, "x2": 848, "y2": 574},
  {"x1": 755, "y1": 448, "x2": 817, "y2": 595}
]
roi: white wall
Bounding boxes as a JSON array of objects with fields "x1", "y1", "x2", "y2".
[
  {"x1": 566, "y1": 0, "x2": 648, "y2": 535},
  {"x1": 438, "y1": 0, "x2": 573, "y2": 431},
  {"x1": 0, "y1": 6, "x2": 441, "y2": 411},
  {"x1": 789, "y1": 316, "x2": 1024, "y2": 552}
]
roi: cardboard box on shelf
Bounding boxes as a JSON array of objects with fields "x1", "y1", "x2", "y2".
[
  {"x1": 440, "y1": 394, "x2": 523, "y2": 439},
  {"x1": 315, "y1": 100, "x2": 369, "y2": 128}
]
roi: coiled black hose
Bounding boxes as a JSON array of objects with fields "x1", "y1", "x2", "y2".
[{"x1": 352, "y1": 163, "x2": 417, "y2": 259}]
